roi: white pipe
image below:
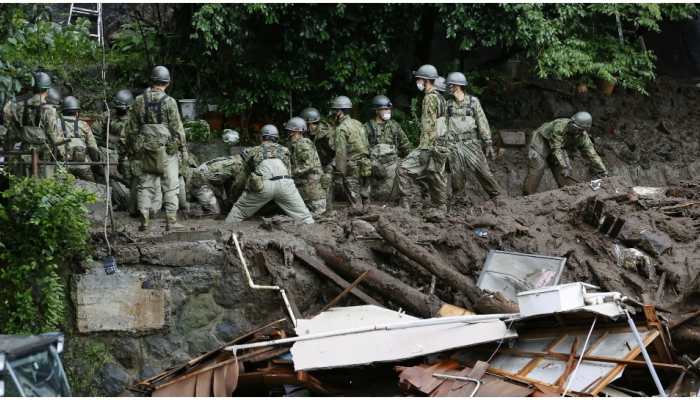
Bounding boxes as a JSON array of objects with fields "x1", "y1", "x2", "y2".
[
  {"x1": 433, "y1": 373, "x2": 481, "y2": 397},
  {"x1": 625, "y1": 309, "x2": 667, "y2": 397},
  {"x1": 232, "y1": 233, "x2": 297, "y2": 327},
  {"x1": 226, "y1": 313, "x2": 517, "y2": 353},
  {"x1": 562, "y1": 316, "x2": 597, "y2": 396}
]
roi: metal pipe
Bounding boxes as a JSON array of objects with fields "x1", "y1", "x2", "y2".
[
  {"x1": 232, "y1": 233, "x2": 297, "y2": 328},
  {"x1": 432, "y1": 373, "x2": 481, "y2": 397},
  {"x1": 5, "y1": 363, "x2": 26, "y2": 397},
  {"x1": 562, "y1": 316, "x2": 597, "y2": 396},
  {"x1": 226, "y1": 313, "x2": 517, "y2": 354},
  {"x1": 625, "y1": 309, "x2": 667, "y2": 397}
]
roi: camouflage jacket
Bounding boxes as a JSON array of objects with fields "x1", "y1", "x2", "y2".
[
  {"x1": 290, "y1": 136, "x2": 323, "y2": 179},
  {"x1": 92, "y1": 111, "x2": 129, "y2": 151},
  {"x1": 309, "y1": 117, "x2": 336, "y2": 167},
  {"x1": 242, "y1": 142, "x2": 291, "y2": 177},
  {"x1": 126, "y1": 88, "x2": 187, "y2": 153},
  {"x1": 60, "y1": 115, "x2": 99, "y2": 161},
  {"x1": 364, "y1": 119, "x2": 412, "y2": 158},
  {"x1": 334, "y1": 114, "x2": 369, "y2": 174},
  {"x1": 446, "y1": 95, "x2": 492, "y2": 144},
  {"x1": 418, "y1": 87, "x2": 442, "y2": 149},
  {"x1": 535, "y1": 118, "x2": 607, "y2": 174},
  {"x1": 3, "y1": 94, "x2": 63, "y2": 154}
]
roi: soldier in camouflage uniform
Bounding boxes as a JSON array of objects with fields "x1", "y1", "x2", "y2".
[
  {"x1": 92, "y1": 89, "x2": 134, "y2": 210},
  {"x1": 330, "y1": 96, "x2": 371, "y2": 209},
  {"x1": 3, "y1": 72, "x2": 64, "y2": 177},
  {"x1": 301, "y1": 107, "x2": 336, "y2": 210},
  {"x1": 523, "y1": 111, "x2": 608, "y2": 195},
  {"x1": 59, "y1": 96, "x2": 100, "y2": 181},
  {"x1": 186, "y1": 130, "x2": 246, "y2": 215},
  {"x1": 285, "y1": 116, "x2": 326, "y2": 214},
  {"x1": 396, "y1": 64, "x2": 448, "y2": 211},
  {"x1": 126, "y1": 66, "x2": 188, "y2": 231},
  {"x1": 442, "y1": 72, "x2": 502, "y2": 199},
  {"x1": 225, "y1": 125, "x2": 314, "y2": 224},
  {"x1": 364, "y1": 95, "x2": 412, "y2": 201}
]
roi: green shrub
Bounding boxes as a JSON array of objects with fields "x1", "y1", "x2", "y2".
[{"x1": 0, "y1": 172, "x2": 96, "y2": 334}]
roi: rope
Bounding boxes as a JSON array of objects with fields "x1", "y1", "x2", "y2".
[{"x1": 97, "y1": 7, "x2": 113, "y2": 256}]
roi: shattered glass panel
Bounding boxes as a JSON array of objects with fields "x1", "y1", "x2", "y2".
[{"x1": 477, "y1": 251, "x2": 566, "y2": 302}]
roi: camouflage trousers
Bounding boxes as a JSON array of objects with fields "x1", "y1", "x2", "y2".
[
  {"x1": 225, "y1": 178, "x2": 314, "y2": 224},
  {"x1": 296, "y1": 174, "x2": 327, "y2": 215},
  {"x1": 449, "y1": 141, "x2": 502, "y2": 198},
  {"x1": 522, "y1": 148, "x2": 576, "y2": 195},
  {"x1": 137, "y1": 153, "x2": 179, "y2": 215},
  {"x1": 396, "y1": 148, "x2": 447, "y2": 208}
]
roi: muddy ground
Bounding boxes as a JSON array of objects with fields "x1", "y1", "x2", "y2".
[{"x1": 66, "y1": 77, "x2": 700, "y2": 395}]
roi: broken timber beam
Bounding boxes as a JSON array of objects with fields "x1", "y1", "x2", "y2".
[
  {"x1": 315, "y1": 244, "x2": 443, "y2": 317},
  {"x1": 374, "y1": 217, "x2": 518, "y2": 314},
  {"x1": 294, "y1": 250, "x2": 382, "y2": 307}
]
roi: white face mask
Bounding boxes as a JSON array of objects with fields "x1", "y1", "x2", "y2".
[
  {"x1": 416, "y1": 81, "x2": 425, "y2": 92},
  {"x1": 380, "y1": 110, "x2": 391, "y2": 121}
]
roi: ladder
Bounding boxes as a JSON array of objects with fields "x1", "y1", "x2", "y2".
[{"x1": 67, "y1": 3, "x2": 103, "y2": 46}]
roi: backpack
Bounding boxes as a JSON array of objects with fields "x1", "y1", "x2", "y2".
[
  {"x1": 61, "y1": 117, "x2": 87, "y2": 162},
  {"x1": 18, "y1": 100, "x2": 49, "y2": 145},
  {"x1": 135, "y1": 95, "x2": 171, "y2": 175},
  {"x1": 245, "y1": 144, "x2": 287, "y2": 193},
  {"x1": 445, "y1": 96, "x2": 477, "y2": 142}
]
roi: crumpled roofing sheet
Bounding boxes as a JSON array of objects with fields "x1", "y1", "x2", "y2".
[{"x1": 291, "y1": 305, "x2": 517, "y2": 371}]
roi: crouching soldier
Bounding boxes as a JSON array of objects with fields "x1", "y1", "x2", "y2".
[
  {"x1": 364, "y1": 95, "x2": 412, "y2": 201},
  {"x1": 225, "y1": 124, "x2": 314, "y2": 224},
  {"x1": 286, "y1": 116, "x2": 326, "y2": 215},
  {"x1": 523, "y1": 111, "x2": 608, "y2": 195},
  {"x1": 59, "y1": 96, "x2": 100, "y2": 181}
]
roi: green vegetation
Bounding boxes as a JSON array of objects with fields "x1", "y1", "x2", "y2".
[
  {"x1": 0, "y1": 172, "x2": 95, "y2": 334},
  {"x1": 61, "y1": 338, "x2": 112, "y2": 396}
]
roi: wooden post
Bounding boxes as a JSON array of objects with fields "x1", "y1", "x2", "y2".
[{"x1": 31, "y1": 148, "x2": 39, "y2": 177}]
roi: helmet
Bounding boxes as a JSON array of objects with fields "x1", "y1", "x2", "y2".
[
  {"x1": 150, "y1": 65, "x2": 171, "y2": 84},
  {"x1": 371, "y1": 95, "x2": 392, "y2": 110},
  {"x1": 260, "y1": 124, "x2": 279, "y2": 140},
  {"x1": 330, "y1": 95, "x2": 352, "y2": 110},
  {"x1": 284, "y1": 116, "x2": 307, "y2": 133},
  {"x1": 434, "y1": 76, "x2": 447, "y2": 93},
  {"x1": 113, "y1": 89, "x2": 134, "y2": 109},
  {"x1": 34, "y1": 72, "x2": 52, "y2": 91},
  {"x1": 413, "y1": 64, "x2": 438, "y2": 80},
  {"x1": 47, "y1": 87, "x2": 62, "y2": 106},
  {"x1": 62, "y1": 96, "x2": 80, "y2": 112},
  {"x1": 571, "y1": 111, "x2": 593, "y2": 130},
  {"x1": 300, "y1": 107, "x2": 320, "y2": 123},
  {"x1": 222, "y1": 129, "x2": 240, "y2": 145},
  {"x1": 445, "y1": 72, "x2": 467, "y2": 87}
]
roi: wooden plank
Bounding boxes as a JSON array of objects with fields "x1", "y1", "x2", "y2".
[
  {"x1": 318, "y1": 270, "x2": 370, "y2": 314},
  {"x1": 516, "y1": 335, "x2": 565, "y2": 377},
  {"x1": 294, "y1": 250, "x2": 382, "y2": 306},
  {"x1": 556, "y1": 337, "x2": 579, "y2": 388},
  {"x1": 500, "y1": 348, "x2": 685, "y2": 371},
  {"x1": 643, "y1": 304, "x2": 674, "y2": 363}
]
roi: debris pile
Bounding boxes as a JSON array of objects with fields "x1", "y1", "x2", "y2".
[{"x1": 124, "y1": 176, "x2": 700, "y2": 396}]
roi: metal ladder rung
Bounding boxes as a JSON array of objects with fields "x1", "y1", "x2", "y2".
[{"x1": 72, "y1": 7, "x2": 99, "y2": 15}]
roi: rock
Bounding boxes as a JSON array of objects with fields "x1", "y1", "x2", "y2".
[
  {"x1": 144, "y1": 336, "x2": 179, "y2": 360},
  {"x1": 179, "y1": 293, "x2": 222, "y2": 332},
  {"x1": 214, "y1": 320, "x2": 240, "y2": 342},
  {"x1": 638, "y1": 230, "x2": 673, "y2": 257},
  {"x1": 109, "y1": 337, "x2": 140, "y2": 369},
  {"x1": 116, "y1": 245, "x2": 140, "y2": 265},
  {"x1": 499, "y1": 130, "x2": 527, "y2": 147},
  {"x1": 75, "y1": 179, "x2": 108, "y2": 223},
  {"x1": 186, "y1": 328, "x2": 222, "y2": 356},
  {"x1": 73, "y1": 267, "x2": 169, "y2": 333},
  {"x1": 98, "y1": 363, "x2": 132, "y2": 397},
  {"x1": 351, "y1": 219, "x2": 377, "y2": 238},
  {"x1": 140, "y1": 240, "x2": 224, "y2": 266}
]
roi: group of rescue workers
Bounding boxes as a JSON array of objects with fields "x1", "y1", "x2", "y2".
[{"x1": 0, "y1": 64, "x2": 609, "y2": 229}]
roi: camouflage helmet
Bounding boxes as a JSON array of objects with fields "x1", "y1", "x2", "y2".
[
  {"x1": 284, "y1": 116, "x2": 307, "y2": 133},
  {"x1": 222, "y1": 129, "x2": 240, "y2": 145},
  {"x1": 113, "y1": 89, "x2": 134, "y2": 109},
  {"x1": 571, "y1": 111, "x2": 593, "y2": 130},
  {"x1": 47, "y1": 87, "x2": 62, "y2": 106},
  {"x1": 446, "y1": 72, "x2": 467, "y2": 87},
  {"x1": 151, "y1": 65, "x2": 171, "y2": 84},
  {"x1": 371, "y1": 95, "x2": 392, "y2": 110},
  {"x1": 413, "y1": 64, "x2": 438, "y2": 80},
  {"x1": 260, "y1": 124, "x2": 279, "y2": 140},
  {"x1": 300, "y1": 107, "x2": 321, "y2": 123},
  {"x1": 34, "y1": 72, "x2": 52, "y2": 91},
  {"x1": 62, "y1": 96, "x2": 80, "y2": 112},
  {"x1": 434, "y1": 76, "x2": 447, "y2": 93},
  {"x1": 330, "y1": 95, "x2": 352, "y2": 110}
]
